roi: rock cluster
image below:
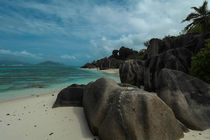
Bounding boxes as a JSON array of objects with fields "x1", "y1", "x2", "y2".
[
  {"x1": 119, "y1": 33, "x2": 210, "y2": 130},
  {"x1": 81, "y1": 46, "x2": 138, "y2": 70},
  {"x1": 53, "y1": 33, "x2": 210, "y2": 139},
  {"x1": 83, "y1": 78, "x2": 184, "y2": 140}
]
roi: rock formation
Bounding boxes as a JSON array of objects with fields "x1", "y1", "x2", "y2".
[
  {"x1": 119, "y1": 33, "x2": 210, "y2": 131},
  {"x1": 53, "y1": 84, "x2": 85, "y2": 108},
  {"x1": 119, "y1": 59, "x2": 144, "y2": 87},
  {"x1": 157, "y1": 69, "x2": 210, "y2": 130},
  {"x1": 81, "y1": 46, "x2": 138, "y2": 70},
  {"x1": 120, "y1": 33, "x2": 210, "y2": 91},
  {"x1": 83, "y1": 77, "x2": 184, "y2": 140},
  {"x1": 144, "y1": 48, "x2": 193, "y2": 91}
]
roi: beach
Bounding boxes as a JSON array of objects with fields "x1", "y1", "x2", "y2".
[
  {"x1": 0, "y1": 91, "x2": 98, "y2": 140},
  {"x1": 83, "y1": 68, "x2": 119, "y2": 77},
  {"x1": 0, "y1": 68, "x2": 209, "y2": 140},
  {"x1": 0, "y1": 85, "x2": 209, "y2": 140}
]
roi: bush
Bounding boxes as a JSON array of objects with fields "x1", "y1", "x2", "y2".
[
  {"x1": 126, "y1": 49, "x2": 147, "y2": 60},
  {"x1": 189, "y1": 40, "x2": 210, "y2": 84}
]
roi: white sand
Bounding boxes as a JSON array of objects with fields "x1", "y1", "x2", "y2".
[
  {"x1": 0, "y1": 92, "x2": 97, "y2": 140},
  {"x1": 84, "y1": 68, "x2": 119, "y2": 77},
  {"x1": 181, "y1": 129, "x2": 210, "y2": 140},
  {"x1": 100, "y1": 69, "x2": 119, "y2": 77},
  {"x1": 0, "y1": 86, "x2": 209, "y2": 140}
]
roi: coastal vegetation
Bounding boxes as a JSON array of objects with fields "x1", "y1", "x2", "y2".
[
  {"x1": 126, "y1": 49, "x2": 147, "y2": 60},
  {"x1": 190, "y1": 40, "x2": 210, "y2": 84},
  {"x1": 182, "y1": 0, "x2": 210, "y2": 83}
]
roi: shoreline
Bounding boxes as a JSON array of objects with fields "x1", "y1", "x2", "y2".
[
  {"x1": 83, "y1": 68, "x2": 120, "y2": 77},
  {"x1": 0, "y1": 68, "x2": 209, "y2": 139},
  {"x1": 0, "y1": 68, "x2": 119, "y2": 103}
]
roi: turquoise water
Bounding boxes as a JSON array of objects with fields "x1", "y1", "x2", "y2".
[{"x1": 0, "y1": 66, "x2": 120, "y2": 101}]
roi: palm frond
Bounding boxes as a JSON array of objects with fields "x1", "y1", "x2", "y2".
[
  {"x1": 201, "y1": 1, "x2": 208, "y2": 11},
  {"x1": 183, "y1": 1, "x2": 210, "y2": 33},
  {"x1": 184, "y1": 22, "x2": 194, "y2": 31},
  {"x1": 191, "y1": 7, "x2": 200, "y2": 14},
  {"x1": 182, "y1": 13, "x2": 200, "y2": 22}
]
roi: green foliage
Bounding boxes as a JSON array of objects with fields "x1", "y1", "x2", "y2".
[
  {"x1": 144, "y1": 41, "x2": 150, "y2": 47},
  {"x1": 189, "y1": 40, "x2": 210, "y2": 84},
  {"x1": 182, "y1": 1, "x2": 210, "y2": 33},
  {"x1": 127, "y1": 49, "x2": 147, "y2": 60}
]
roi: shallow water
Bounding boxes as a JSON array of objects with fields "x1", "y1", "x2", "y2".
[{"x1": 0, "y1": 66, "x2": 120, "y2": 101}]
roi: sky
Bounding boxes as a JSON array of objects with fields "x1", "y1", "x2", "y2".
[{"x1": 0, "y1": 0, "x2": 209, "y2": 66}]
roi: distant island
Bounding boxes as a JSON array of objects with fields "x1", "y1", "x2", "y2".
[
  {"x1": 0, "y1": 60, "x2": 64, "y2": 66},
  {"x1": 37, "y1": 61, "x2": 64, "y2": 66}
]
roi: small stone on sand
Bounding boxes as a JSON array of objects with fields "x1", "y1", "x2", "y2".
[{"x1": 49, "y1": 132, "x2": 54, "y2": 135}]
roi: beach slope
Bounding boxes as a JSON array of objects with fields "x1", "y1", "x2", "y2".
[{"x1": 0, "y1": 92, "x2": 97, "y2": 140}]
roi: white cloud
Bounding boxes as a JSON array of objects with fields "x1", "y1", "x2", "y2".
[
  {"x1": 0, "y1": 49, "x2": 42, "y2": 59},
  {"x1": 2, "y1": 0, "x2": 207, "y2": 39},
  {"x1": 61, "y1": 55, "x2": 76, "y2": 60},
  {"x1": 0, "y1": 0, "x2": 209, "y2": 63},
  {"x1": 90, "y1": 34, "x2": 147, "y2": 58}
]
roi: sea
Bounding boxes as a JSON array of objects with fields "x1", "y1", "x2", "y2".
[{"x1": 0, "y1": 65, "x2": 120, "y2": 101}]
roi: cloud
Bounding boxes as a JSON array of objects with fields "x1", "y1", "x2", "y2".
[
  {"x1": 0, "y1": 0, "x2": 209, "y2": 64},
  {"x1": 61, "y1": 55, "x2": 76, "y2": 60},
  {"x1": 0, "y1": 49, "x2": 42, "y2": 59}
]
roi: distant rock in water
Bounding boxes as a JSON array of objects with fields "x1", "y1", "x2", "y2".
[
  {"x1": 37, "y1": 61, "x2": 64, "y2": 66},
  {"x1": 83, "y1": 77, "x2": 184, "y2": 140},
  {"x1": 53, "y1": 84, "x2": 85, "y2": 108},
  {"x1": 28, "y1": 84, "x2": 45, "y2": 88},
  {"x1": 81, "y1": 46, "x2": 138, "y2": 70},
  {"x1": 157, "y1": 69, "x2": 210, "y2": 130}
]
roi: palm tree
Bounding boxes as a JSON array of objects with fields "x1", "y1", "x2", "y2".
[{"x1": 182, "y1": 1, "x2": 210, "y2": 33}]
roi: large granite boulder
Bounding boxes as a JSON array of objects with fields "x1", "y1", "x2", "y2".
[
  {"x1": 83, "y1": 77, "x2": 184, "y2": 140},
  {"x1": 119, "y1": 59, "x2": 144, "y2": 87},
  {"x1": 81, "y1": 63, "x2": 96, "y2": 68},
  {"x1": 143, "y1": 33, "x2": 210, "y2": 92},
  {"x1": 53, "y1": 84, "x2": 85, "y2": 108},
  {"x1": 97, "y1": 57, "x2": 123, "y2": 70},
  {"x1": 147, "y1": 33, "x2": 210, "y2": 58},
  {"x1": 144, "y1": 48, "x2": 193, "y2": 91},
  {"x1": 157, "y1": 69, "x2": 210, "y2": 130}
]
